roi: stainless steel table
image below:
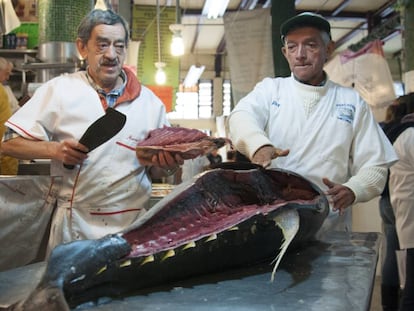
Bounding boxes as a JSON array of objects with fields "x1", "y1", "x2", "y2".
[{"x1": 0, "y1": 231, "x2": 380, "y2": 311}]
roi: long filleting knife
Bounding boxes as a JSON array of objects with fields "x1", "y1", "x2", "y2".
[{"x1": 64, "y1": 107, "x2": 127, "y2": 169}]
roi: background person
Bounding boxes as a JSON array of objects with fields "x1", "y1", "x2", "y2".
[
  {"x1": 228, "y1": 12, "x2": 397, "y2": 235},
  {"x1": 0, "y1": 81, "x2": 14, "y2": 174},
  {"x1": 1, "y1": 9, "x2": 182, "y2": 253},
  {"x1": 0, "y1": 58, "x2": 20, "y2": 113},
  {"x1": 0, "y1": 59, "x2": 18, "y2": 175},
  {"x1": 388, "y1": 111, "x2": 414, "y2": 311},
  {"x1": 379, "y1": 94, "x2": 414, "y2": 311}
]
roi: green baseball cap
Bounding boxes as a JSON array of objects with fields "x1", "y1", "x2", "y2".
[{"x1": 280, "y1": 12, "x2": 331, "y2": 40}]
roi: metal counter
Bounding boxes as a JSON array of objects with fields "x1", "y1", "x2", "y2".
[
  {"x1": 0, "y1": 176, "x2": 61, "y2": 271},
  {"x1": 0, "y1": 231, "x2": 380, "y2": 311},
  {"x1": 17, "y1": 160, "x2": 51, "y2": 175}
]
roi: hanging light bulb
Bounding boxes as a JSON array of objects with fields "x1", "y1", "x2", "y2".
[
  {"x1": 171, "y1": 33, "x2": 184, "y2": 56},
  {"x1": 169, "y1": 1, "x2": 184, "y2": 57},
  {"x1": 155, "y1": 62, "x2": 166, "y2": 85},
  {"x1": 170, "y1": 29, "x2": 184, "y2": 56}
]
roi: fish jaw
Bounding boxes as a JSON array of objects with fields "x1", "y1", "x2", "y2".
[{"x1": 8, "y1": 235, "x2": 131, "y2": 311}]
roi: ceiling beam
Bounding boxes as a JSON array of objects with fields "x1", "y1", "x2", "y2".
[
  {"x1": 347, "y1": 13, "x2": 401, "y2": 51},
  {"x1": 190, "y1": 16, "x2": 202, "y2": 54},
  {"x1": 331, "y1": 0, "x2": 352, "y2": 17},
  {"x1": 334, "y1": 21, "x2": 367, "y2": 49},
  {"x1": 216, "y1": 35, "x2": 226, "y2": 55}
]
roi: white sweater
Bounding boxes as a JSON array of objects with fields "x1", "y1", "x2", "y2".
[{"x1": 228, "y1": 75, "x2": 397, "y2": 205}]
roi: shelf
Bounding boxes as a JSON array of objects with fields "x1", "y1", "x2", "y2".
[
  {"x1": 0, "y1": 49, "x2": 37, "y2": 53},
  {"x1": 21, "y1": 62, "x2": 76, "y2": 70},
  {"x1": 0, "y1": 49, "x2": 37, "y2": 57}
]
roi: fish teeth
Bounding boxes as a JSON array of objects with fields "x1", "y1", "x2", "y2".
[
  {"x1": 251, "y1": 224, "x2": 257, "y2": 234},
  {"x1": 162, "y1": 249, "x2": 175, "y2": 261},
  {"x1": 140, "y1": 255, "x2": 154, "y2": 266},
  {"x1": 182, "y1": 241, "x2": 196, "y2": 250},
  {"x1": 70, "y1": 274, "x2": 86, "y2": 283},
  {"x1": 228, "y1": 226, "x2": 239, "y2": 231},
  {"x1": 205, "y1": 233, "x2": 217, "y2": 242},
  {"x1": 96, "y1": 265, "x2": 107, "y2": 275}
]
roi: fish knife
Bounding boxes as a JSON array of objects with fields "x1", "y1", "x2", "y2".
[{"x1": 64, "y1": 107, "x2": 127, "y2": 169}]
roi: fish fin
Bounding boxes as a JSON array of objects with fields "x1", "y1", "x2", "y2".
[{"x1": 270, "y1": 208, "x2": 300, "y2": 282}]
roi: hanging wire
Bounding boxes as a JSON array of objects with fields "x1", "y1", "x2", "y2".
[
  {"x1": 156, "y1": 0, "x2": 162, "y2": 63},
  {"x1": 175, "y1": 0, "x2": 180, "y2": 24}
]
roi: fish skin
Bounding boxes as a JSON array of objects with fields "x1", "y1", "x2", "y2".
[{"x1": 9, "y1": 165, "x2": 329, "y2": 310}]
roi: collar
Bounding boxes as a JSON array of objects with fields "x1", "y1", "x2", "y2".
[
  {"x1": 293, "y1": 71, "x2": 327, "y2": 87},
  {"x1": 85, "y1": 67, "x2": 142, "y2": 109},
  {"x1": 86, "y1": 69, "x2": 127, "y2": 95}
]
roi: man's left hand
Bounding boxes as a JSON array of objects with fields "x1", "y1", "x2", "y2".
[
  {"x1": 138, "y1": 150, "x2": 184, "y2": 179},
  {"x1": 322, "y1": 177, "x2": 356, "y2": 215}
]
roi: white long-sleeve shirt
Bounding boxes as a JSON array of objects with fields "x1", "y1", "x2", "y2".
[{"x1": 228, "y1": 75, "x2": 398, "y2": 232}]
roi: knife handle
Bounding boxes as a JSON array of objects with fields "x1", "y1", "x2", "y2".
[{"x1": 63, "y1": 148, "x2": 88, "y2": 170}]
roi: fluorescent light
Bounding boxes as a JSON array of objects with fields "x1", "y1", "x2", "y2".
[
  {"x1": 202, "y1": 0, "x2": 230, "y2": 19},
  {"x1": 155, "y1": 62, "x2": 166, "y2": 85},
  {"x1": 183, "y1": 65, "x2": 205, "y2": 88}
]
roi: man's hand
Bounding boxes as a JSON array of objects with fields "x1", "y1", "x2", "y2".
[
  {"x1": 59, "y1": 139, "x2": 89, "y2": 166},
  {"x1": 252, "y1": 145, "x2": 289, "y2": 168},
  {"x1": 322, "y1": 178, "x2": 356, "y2": 215},
  {"x1": 138, "y1": 150, "x2": 184, "y2": 169}
]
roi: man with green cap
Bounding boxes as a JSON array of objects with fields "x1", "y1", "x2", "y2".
[{"x1": 228, "y1": 12, "x2": 398, "y2": 236}]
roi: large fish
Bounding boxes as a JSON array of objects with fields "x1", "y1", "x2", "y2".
[{"x1": 8, "y1": 164, "x2": 328, "y2": 310}]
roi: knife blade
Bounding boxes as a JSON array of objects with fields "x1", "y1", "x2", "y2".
[{"x1": 64, "y1": 107, "x2": 127, "y2": 169}]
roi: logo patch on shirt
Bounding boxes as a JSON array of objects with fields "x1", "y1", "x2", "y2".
[
  {"x1": 336, "y1": 103, "x2": 355, "y2": 124},
  {"x1": 271, "y1": 100, "x2": 280, "y2": 107},
  {"x1": 117, "y1": 135, "x2": 142, "y2": 151}
]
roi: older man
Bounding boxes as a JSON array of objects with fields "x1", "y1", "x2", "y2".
[
  {"x1": 1, "y1": 9, "x2": 182, "y2": 252},
  {"x1": 228, "y1": 12, "x2": 397, "y2": 234}
]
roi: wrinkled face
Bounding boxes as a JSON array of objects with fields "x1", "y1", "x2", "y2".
[
  {"x1": 282, "y1": 27, "x2": 333, "y2": 86},
  {"x1": 77, "y1": 23, "x2": 126, "y2": 91}
]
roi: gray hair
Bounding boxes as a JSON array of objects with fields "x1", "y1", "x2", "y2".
[
  {"x1": 77, "y1": 9, "x2": 129, "y2": 47},
  {"x1": 282, "y1": 29, "x2": 332, "y2": 46},
  {"x1": 320, "y1": 31, "x2": 331, "y2": 45}
]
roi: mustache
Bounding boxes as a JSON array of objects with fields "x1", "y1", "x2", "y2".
[{"x1": 100, "y1": 59, "x2": 119, "y2": 66}]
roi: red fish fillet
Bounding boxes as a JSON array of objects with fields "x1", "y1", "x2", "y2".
[{"x1": 136, "y1": 126, "x2": 231, "y2": 160}]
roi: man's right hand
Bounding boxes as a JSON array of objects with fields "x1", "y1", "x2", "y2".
[
  {"x1": 252, "y1": 145, "x2": 289, "y2": 168},
  {"x1": 59, "y1": 139, "x2": 89, "y2": 166}
]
